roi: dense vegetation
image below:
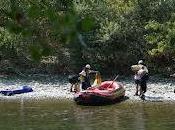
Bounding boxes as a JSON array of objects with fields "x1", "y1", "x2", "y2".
[{"x1": 0, "y1": 0, "x2": 175, "y2": 76}]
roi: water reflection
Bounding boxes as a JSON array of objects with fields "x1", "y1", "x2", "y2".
[
  {"x1": 133, "y1": 103, "x2": 146, "y2": 130},
  {"x1": 71, "y1": 102, "x2": 175, "y2": 130},
  {"x1": 20, "y1": 97, "x2": 25, "y2": 130},
  {"x1": 0, "y1": 100, "x2": 175, "y2": 130}
]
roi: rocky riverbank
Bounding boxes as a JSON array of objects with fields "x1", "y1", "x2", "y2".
[{"x1": 0, "y1": 75, "x2": 175, "y2": 102}]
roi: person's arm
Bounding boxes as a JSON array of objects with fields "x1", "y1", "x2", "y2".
[
  {"x1": 79, "y1": 70, "x2": 86, "y2": 82},
  {"x1": 170, "y1": 73, "x2": 175, "y2": 77},
  {"x1": 144, "y1": 66, "x2": 149, "y2": 73},
  {"x1": 89, "y1": 70, "x2": 98, "y2": 74}
]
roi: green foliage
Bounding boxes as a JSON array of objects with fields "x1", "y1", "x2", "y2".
[
  {"x1": 80, "y1": 17, "x2": 95, "y2": 32},
  {"x1": 0, "y1": 27, "x2": 20, "y2": 58},
  {"x1": 1, "y1": 0, "x2": 175, "y2": 75},
  {"x1": 145, "y1": 17, "x2": 175, "y2": 56},
  {"x1": 29, "y1": 45, "x2": 42, "y2": 61}
]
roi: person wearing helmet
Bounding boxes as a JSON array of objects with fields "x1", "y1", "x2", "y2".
[{"x1": 79, "y1": 64, "x2": 98, "y2": 90}]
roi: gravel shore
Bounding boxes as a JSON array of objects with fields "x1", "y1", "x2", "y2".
[{"x1": 0, "y1": 75, "x2": 175, "y2": 102}]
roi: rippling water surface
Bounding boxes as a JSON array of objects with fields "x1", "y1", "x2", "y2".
[
  {"x1": 0, "y1": 99, "x2": 174, "y2": 130},
  {"x1": 0, "y1": 75, "x2": 175, "y2": 130}
]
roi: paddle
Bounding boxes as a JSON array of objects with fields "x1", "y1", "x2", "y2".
[{"x1": 107, "y1": 75, "x2": 119, "y2": 88}]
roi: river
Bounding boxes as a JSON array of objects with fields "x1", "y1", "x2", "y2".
[
  {"x1": 0, "y1": 75, "x2": 175, "y2": 130},
  {"x1": 0, "y1": 99, "x2": 174, "y2": 130}
]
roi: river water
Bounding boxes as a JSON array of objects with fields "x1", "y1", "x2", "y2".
[
  {"x1": 0, "y1": 99, "x2": 175, "y2": 130},
  {"x1": 0, "y1": 75, "x2": 175, "y2": 130}
]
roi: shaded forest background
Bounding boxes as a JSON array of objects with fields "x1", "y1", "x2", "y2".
[{"x1": 0, "y1": 0, "x2": 175, "y2": 76}]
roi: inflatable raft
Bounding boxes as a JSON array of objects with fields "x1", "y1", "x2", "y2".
[
  {"x1": 74, "y1": 81, "x2": 125, "y2": 105},
  {"x1": 0, "y1": 86, "x2": 33, "y2": 96}
]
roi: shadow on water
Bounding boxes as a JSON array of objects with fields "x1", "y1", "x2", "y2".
[{"x1": 75, "y1": 96, "x2": 130, "y2": 106}]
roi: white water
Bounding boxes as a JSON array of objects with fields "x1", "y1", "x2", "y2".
[{"x1": 0, "y1": 75, "x2": 175, "y2": 102}]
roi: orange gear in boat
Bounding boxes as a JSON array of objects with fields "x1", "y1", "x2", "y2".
[{"x1": 92, "y1": 72, "x2": 102, "y2": 87}]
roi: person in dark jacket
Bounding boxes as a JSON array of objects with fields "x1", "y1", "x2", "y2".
[
  {"x1": 137, "y1": 60, "x2": 149, "y2": 99},
  {"x1": 68, "y1": 75, "x2": 80, "y2": 92},
  {"x1": 79, "y1": 64, "x2": 98, "y2": 90}
]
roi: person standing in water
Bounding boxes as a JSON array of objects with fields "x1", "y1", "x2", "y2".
[{"x1": 79, "y1": 64, "x2": 98, "y2": 90}]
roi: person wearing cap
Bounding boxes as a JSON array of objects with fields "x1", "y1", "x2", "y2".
[
  {"x1": 132, "y1": 60, "x2": 149, "y2": 96},
  {"x1": 79, "y1": 64, "x2": 98, "y2": 90},
  {"x1": 137, "y1": 60, "x2": 149, "y2": 99},
  {"x1": 138, "y1": 60, "x2": 148, "y2": 73}
]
